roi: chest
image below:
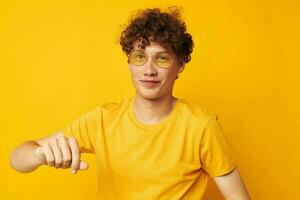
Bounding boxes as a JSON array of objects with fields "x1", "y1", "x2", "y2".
[{"x1": 99, "y1": 121, "x2": 202, "y2": 184}]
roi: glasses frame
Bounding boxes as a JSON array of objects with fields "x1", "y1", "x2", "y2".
[{"x1": 127, "y1": 49, "x2": 178, "y2": 69}]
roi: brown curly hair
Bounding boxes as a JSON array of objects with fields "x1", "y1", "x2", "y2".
[{"x1": 119, "y1": 7, "x2": 194, "y2": 65}]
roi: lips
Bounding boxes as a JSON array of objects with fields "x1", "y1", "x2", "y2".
[
  {"x1": 140, "y1": 80, "x2": 161, "y2": 83},
  {"x1": 139, "y1": 79, "x2": 161, "y2": 87}
]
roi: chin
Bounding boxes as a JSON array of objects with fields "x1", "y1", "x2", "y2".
[{"x1": 136, "y1": 89, "x2": 162, "y2": 100}]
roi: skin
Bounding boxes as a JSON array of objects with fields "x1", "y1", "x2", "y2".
[
  {"x1": 129, "y1": 41, "x2": 251, "y2": 199},
  {"x1": 213, "y1": 167, "x2": 251, "y2": 200},
  {"x1": 34, "y1": 132, "x2": 88, "y2": 173},
  {"x1": 10, "y1": 40, "x2": 250, "y2": 199},
  {"x1": 128, "y1": 41, "x2": 184, "y2": 125},
  {"x1": 10, "y1": 132, "x2": 88, "y2": 174}
]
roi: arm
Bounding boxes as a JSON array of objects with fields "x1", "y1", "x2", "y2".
[
  {"x1": 213, "y1": 167, "x2": 251, "y2": 200},
  {"x1": 10, "y1": 132, "x2": 88, "y2": 174}
]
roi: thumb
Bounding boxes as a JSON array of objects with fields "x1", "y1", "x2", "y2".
[
  {"x1": 71, "y1": 161, "x2": 88, "y2": 174},
  {"x1": 79, "y1": 160, "x2": 89, "y2": 170}
]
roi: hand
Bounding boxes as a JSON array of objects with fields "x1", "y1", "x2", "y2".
[{"x1": 35, "y1": 132, "x2": 88, "y2": 174}]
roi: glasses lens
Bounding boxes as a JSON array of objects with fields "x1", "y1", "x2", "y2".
[
  {"x1": 129, "y1": 51, "x2": 174, "y2": 68},
  {"x1": 154, "y1": 53, "x2": 173, "y2": 68},
  {"x1": 129, "y1": 51, "x2": 146, "y2": 65}
]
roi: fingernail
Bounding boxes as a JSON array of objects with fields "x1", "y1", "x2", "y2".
[{"x1": 72, "y1": 169, "x2": 77, "y2": 174}]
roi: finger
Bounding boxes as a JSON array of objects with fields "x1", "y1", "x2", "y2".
[
  {"x1": 54, "y1": 131, "x2": 65, "y2": 139},
  {"x1": 50, "y1": 139, "x2": 63, "y2": 168},
  {"x1": 34, "y1": 146, "x2": 47, "y2": 165},
  {"x1": 35, "y1": 146, "x2": 43, "y2": 156},
  {"x1": 68, "y1": 137, "x2": 81, "y2": 173},
  {"x1": 57, "y1": 135, "x2": 72, "y2": 169},
  {"x1": 42, "y1": 143, "x2": 55, "y2": 167},
  {"x1": 69, "y1": 161, "x2": 89, "y2": 174}
]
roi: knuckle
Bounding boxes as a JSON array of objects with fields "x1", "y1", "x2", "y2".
[
  {"x1": 50, "y1": 139, "x2": 56, "y2": 145},
  {"x1": 71, "y1": 157, "x2": 79, "y2": 163},
  {"x1": 61, "y1": 165, "x2": 69, "y2": 169},
  {"x1": 56, "y1": 132, "x2": 65, "y2": 138},
  {"x1": 55, "y1": 161, "x2": 62, "y2": 166},
  {"x1": 63, "y1": 156, "x2": 72, "y2": 163},
  {"x1": 42, "y1": 143, "x2": 49, "y2": 149},
  {"x1": 56, "y1": 156, "x2": 63, "y2": 162},
  {"x1": 69, "y1": 136, "x2": 77, "y2": 143},
  {"x1": 48, "y1": 157, "x2": 54, "y2": 162},
  {"x1": 45, "y1": 142, "x2": 52, "y2": 149},
  {"x1": 48, "y1": 159, "x2": 55, "y2": 166}
]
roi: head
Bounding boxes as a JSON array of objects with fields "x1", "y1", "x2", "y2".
[{"x1": 119, "y1": 7, "x2": 194, "y2": 100}]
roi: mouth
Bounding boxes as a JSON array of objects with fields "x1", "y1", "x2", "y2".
[{"x1": 139, "y1": 80, "x2": 161, "y2": 87}]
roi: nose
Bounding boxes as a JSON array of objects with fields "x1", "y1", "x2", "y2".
[{"x1": 144, "y1": 58, "x2": 158, "y2": 76}]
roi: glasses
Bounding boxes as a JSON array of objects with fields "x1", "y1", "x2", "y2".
[{"x1": 128, "y1": 50, "x2": 175, "y2": 69}]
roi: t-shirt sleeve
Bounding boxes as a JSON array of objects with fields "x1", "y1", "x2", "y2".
[
  {"x1": 62, "y1": 107, "x2": 101, "y2": 154},
  {"x1": 199, "y1": 114, "x2": 237, "y2": 177}
]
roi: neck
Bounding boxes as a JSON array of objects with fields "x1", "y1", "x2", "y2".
[{"x1": 133, "y1": 94, "x2": 177, "y2": 125}]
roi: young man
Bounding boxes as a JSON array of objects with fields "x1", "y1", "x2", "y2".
[{"x1": 10, "y1": 7, "x2": 250, "y2": 199}]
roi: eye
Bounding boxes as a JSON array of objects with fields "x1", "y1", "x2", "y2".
[
  {"x1": 156, "y1": 54, "x2": 171, "y2": 62},
  {"x1": 135, "y1": 54, "x2": 145, "y2": 59},
  {"x1": 131, "y1": 52, "x2": 146, "y2": 61}
]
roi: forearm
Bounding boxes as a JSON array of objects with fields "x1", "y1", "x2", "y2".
[
  {"x1": 10, "y1": 141, "x2": 46, "y2": 173},
  {"x1": 224, "y1": 191, "x2": 251, "y2": 200},
  {"x1": 213, "y1": 168, "x2": 251, "y2": 200}
]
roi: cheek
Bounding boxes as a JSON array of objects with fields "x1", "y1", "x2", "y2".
[
  {"x1": 162, "y1": 70, "x2": 178, "y2": 82},
  {"x1": 129, "y1": 68, "x2": 142, "y2": 83}
]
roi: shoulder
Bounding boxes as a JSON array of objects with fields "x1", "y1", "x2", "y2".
[
  {"x1": 88, "y1": 97, "x2": 132, "y2": 122},
  {"x1": 79, "y1": 97, "x2": 130, "y2": 120},
  {"x1": 178, "y1": 98, "x2": 217, "y2": 122},
  {"x1": 100, "y1": 97, "x2": 131, "y2": 113},
  {"x1": 177, "y1": 98, "x2": 220, "y2": 131}
]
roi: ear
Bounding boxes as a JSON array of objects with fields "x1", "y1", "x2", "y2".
[{"x1": 178, "y1": 64, "x2": 185, "y2": 74}]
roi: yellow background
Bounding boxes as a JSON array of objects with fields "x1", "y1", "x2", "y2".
[{"x1": 1, "y1": 0, "x2": 299, "y2": 199}]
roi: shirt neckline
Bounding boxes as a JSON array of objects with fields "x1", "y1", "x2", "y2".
[{"x1": 128, "y1": 96, "x2": 180, "y2": 131}]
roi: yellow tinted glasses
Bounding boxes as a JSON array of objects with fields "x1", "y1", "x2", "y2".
[{"x1": 128, "y1": 50, "x2": 175, "y2": 69}]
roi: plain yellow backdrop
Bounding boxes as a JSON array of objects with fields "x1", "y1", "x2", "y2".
[{"x1": 1, "y1": 0, "x2": 299, "y2": 199}]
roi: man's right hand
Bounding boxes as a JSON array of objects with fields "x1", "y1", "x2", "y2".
[{"x1": 35, "y1": 132, "x2": 88, "y2": 174}]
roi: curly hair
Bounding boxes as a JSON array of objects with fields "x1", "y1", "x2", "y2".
[{"x1": 119, "y1": 7, "x2": 194, "y2": 65}]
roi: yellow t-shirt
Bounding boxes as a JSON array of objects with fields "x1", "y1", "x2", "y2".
[{"x1": 63, "y1": 96, "x2": 236, "y2": 199}]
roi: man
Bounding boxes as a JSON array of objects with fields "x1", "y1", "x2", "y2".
[{"x1": 10, "y1": 7, "x2": 250, "y2": 199}]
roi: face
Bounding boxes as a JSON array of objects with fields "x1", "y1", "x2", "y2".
[{"x1": 128, "y1": 41, "x2": 184, "y2": 100}]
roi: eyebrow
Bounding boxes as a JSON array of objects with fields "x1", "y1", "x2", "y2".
[{"x1": 133, "y1": 49, "x2": 170, "y2": 54}]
